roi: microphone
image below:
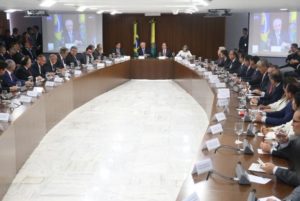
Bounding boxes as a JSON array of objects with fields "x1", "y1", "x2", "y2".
[
  {"x1": 246, "y1": 123, "x2": 257, "y2": 136},
  {"x1": 247, "y1": 189, "x2": 257, "y2": 201},
  {"x1": 242, "y1": 139, "x2": 254, "y2": 155},
  {"x1": 235, "y1": 162, "x2": 250, "y2": 185}
]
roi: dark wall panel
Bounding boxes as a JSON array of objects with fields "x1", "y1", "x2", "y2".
[{"x1": 103, "y1": 14, "x2": 225, "y2": 59}]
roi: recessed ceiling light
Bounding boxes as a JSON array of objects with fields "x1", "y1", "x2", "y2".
[
  {"x1": 280, "y1": 8, "x2": 288, "y2": 11},
  {"x1": 97, "y1": 10, "x2": 105, "y2": 14},
  {"x1": 40, "y1": 0, "x2": 56, "y2": 7},
  {"x1": 110, "y1": 10, "x2": 121, "y2": 15},
  {"x1": 64, "y1": 3, "x2": 75, "y2": 6}
]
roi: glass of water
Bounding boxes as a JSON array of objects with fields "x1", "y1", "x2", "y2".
[{"x1": 234, "y1": 122, "x2": 244, "y2": 146}]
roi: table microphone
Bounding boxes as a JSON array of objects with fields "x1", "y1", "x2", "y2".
[
  {"x1": 247, "y1": 189, "x2": 257, "y2": 201},
  {"x1": 235, "y1": 161, "x2": 250, "y2": 185}
]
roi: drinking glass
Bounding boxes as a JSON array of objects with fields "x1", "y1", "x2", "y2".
[{"x1": 234, "y1": 122, "x2": 244, "y2": 146}]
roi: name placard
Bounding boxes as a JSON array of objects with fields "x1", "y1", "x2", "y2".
[
  {"x1": 208, "y1": 123, "x2": 223, "y2": 135},
  {"x1": 193, "y1": 158, "x2": 214, "y2": 175},
  {"x1": 33, "y1": 87, "x2": 44, "y2": 94},
  {"x1": 45, "y1": 81, "x2": 55, "y2": 87},
  {"x1": 205, "y1": 138, "x2": 221, "y2": 151},
  {"x1": 214, "y1": 112, "x2": 226, "y2": 122},
  {"x1": 74, "y1": 70, "x2": 82, "y2": 76},
  {"x1": 19, "y1": 95, "x2": 32, "y2": 103},
  {"x1": 158, "y1": 56, "x2": 167, "y2": 60},
  {"x1": 0, "y1": 113, "x2": 10, "y2": 122},
  {"x1": 138, "y1": 56, "x2": 145, "y2": 60},
  {"x1": 217, "y1": 98, "x2": 229, "y2": 107},
  {"x1": 97, "y1": 63, "x2": 105, "y2": 68},
  {"x1": 215, "y1": 82, "x2": 226, "y2": 88},
  {"x1": 54, "y1": 77, "x2": 64, "y2": 83},
  {"x1": 26, "y1": 90, "x2": 38, "y2": 97},
  {"x1": 217, "y1": 88, "x2": 230, "y2": 99}
]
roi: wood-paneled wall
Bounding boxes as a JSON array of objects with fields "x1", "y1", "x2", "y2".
[
  {"x1": 103, "y1": 14, "x2": 225, "y2": 59},
  {"x1": 0, "y1": 11, "x2": 9, "y2": 32}
]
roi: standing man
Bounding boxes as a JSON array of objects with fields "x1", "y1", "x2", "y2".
[{"x1": 239, "y1": 28, "x2": 249, "y2": 54}]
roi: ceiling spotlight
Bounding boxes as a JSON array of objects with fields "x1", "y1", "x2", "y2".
[
  {"x1": 280, "y1": 8, "x2": 288, "y2": 11},
  {"x1": 77, "y1": 6, "x2": 87, "y2": 12},
  {"x1": 97, "y1": 10, "x2": 105, "y2": 14},
  {"x1": 172, "y1": 9, "x2": 179, "y2": 15},
  {"x1": 110, "y1": 10, "x2": 121, "y2": 15},
  {"x1": 40, "y1": 0, "x2": 56, "y2": 7}
]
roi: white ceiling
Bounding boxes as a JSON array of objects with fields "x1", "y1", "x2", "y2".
[{"x1": 0, "y1": 0, "x2": 299, "y2": 14}]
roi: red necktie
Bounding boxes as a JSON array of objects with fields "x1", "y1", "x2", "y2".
[{"x1": 268, "y1": 85, "x2": 273, "y2": 94}]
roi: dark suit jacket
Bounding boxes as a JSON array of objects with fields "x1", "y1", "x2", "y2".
[
  {"x1": 65, "y1": 53, "x2": 79, "y2": 67},
  {"x1": 0, "y1": 77, "x2": 10, "y2": 92},
  {"x1": 272, "y1": 136, "x2": 300, "y2": 187},
  {"x1": 228, "y1": 59, "x2": 241, "y2": 74},
  {"x1": 260, "y1": 72, "x2": 270, "y2": 92},
  {"x1": 15, "y1": 65, "x2": 32, "y2": 81},
  {"x1": 268, "y1": 31, "x2": 290, "y2": 47},
  {"x1": 110, "y1": 48, "x2": 124, "y2": 56},
  {"x1": 223, "y1": 58, "x2": 231, "y2": 69},
  {"x1": 239, "y1": 35, "x2": 248, "y2": 54},
  {"x1": 137, "y1": 48, "x2": 151, "y2": 56},
  {"x1": 238, "y1": 64, "x2": 248, "y2": 77},
  {"x1": 93, "y1": 50, "x2": 103, "y2": 60},
  {"x1": 241, "y1": 67, "x2": 255, "y2": 81},
  {"x1": 258, "y1": 82, "x2": 284, "y2": 105},
  {"x1": 56, "y1": 54, "x2": 66, "y2": 69},
  {"x1": 12, "y1": 52, "x2": 24, "y2": 65},
  {"x1": 30, "y1": 62, "x2": 45, "y2": 78},
  {"x1": 22, "y1": 47, "x2": 35, "y2": 60},
  {"x1": 249, "y1": 69, "x2": 263, "y2": 89},
  {"x1": 80, "y1": 52, "x2": 95, "y2": 65},
  {"x1": 2, "y1": 70, "x2": 23, "y2": 87},
  {"x1": 265, "y1": 101, "x2": 293, "y2": 126},
  {"x1": 0, "y1": 54, "x2": 5, "y2": 61},
  {"x1": 44, "y1": 61, "x2": 59, "y2": 73},
  {"x1": 159, "y1": 49, "x2": 172, "y2": 57}
]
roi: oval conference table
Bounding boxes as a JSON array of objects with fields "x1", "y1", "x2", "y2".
[{"x1": 0, "y1": 58, "x2": 293, "y2": 201}]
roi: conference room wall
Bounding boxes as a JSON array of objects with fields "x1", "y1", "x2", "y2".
[
  {"x1": 103, "y1": 14, "x2": 225, "y2": 59},
  {"x1": 9, "y1": 12, "x2": 42, "y2": 35},
  {"x1": 0, "y1": 11, "x2": 9, "y2": 33}
]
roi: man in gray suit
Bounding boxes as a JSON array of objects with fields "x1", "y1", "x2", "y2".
[{"x1": 284, "y1": 186, "x2": 300, "y2": 201}]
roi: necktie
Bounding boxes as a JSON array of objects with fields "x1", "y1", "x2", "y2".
[{"x1": 268, "y1": 85, "x2": 273, "y2": 94}]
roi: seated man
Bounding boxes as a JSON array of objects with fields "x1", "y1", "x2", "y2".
[
  {"x1": 0, "y1": 61, "x2": 13, "y2": 93},
  {"x1": 227, "y1": 50, "x2": 241, "y2": 74},
  {"x1": 280, "y1": 43, "x2": 300, "y2": 73},
  {"x1": 138, "y1": 42, "x2": 151, "y2": 57},
  {"x1": 81, "y1": 45, "x2": 95, "y2": 65},
  {"x1": 56, "y1": 47, "x2": 68, "y2": 68},
  {"x1": 2, "y1": 59, "x2": 28, "y2": 91},
  {"x1": 30, "y1": 54, "x2": 46, "y2": 80},
  {"x1": 255, "y1": 83, "x2": 299, "y2": 126},
  {"x1": 93, "y1": 44, "x2": 103, "y2": 60},
  {"x1": 159, "y1": 42, "x2": 172, "y2": 58},
  {"x1": 44, "y1": 54, "x2": 59, "y2": 73},
  {"x1": 65, "y1": 46, "x2": 80, "y2": 67},
  {"x1": 111, "y1": 42, "x2": 124, "y2": 57},
  {"x1": 261, "y1": 108, "x2": 300, "y2": 187},
  {"x1": 241, "y1": 56, "x2": 259, "y2": 82},
  {"x1": 0, "y1": 45, "x2": 6, "y2": 61},
  {"x1": 15, "y1": 56, "x2": 34, "y2": 82}
]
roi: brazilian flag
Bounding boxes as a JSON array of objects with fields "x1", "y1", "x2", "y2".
[
  {"x1": 133, "y1": 21, "x2": 139, "y2": 57},
  {"x1": 150, "y1": 19, "x2": 156, "y2": 57}
]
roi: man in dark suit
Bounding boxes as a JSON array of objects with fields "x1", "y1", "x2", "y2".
[
  {"x1": 110, "y1": 42, "x2": 124, "y2": 57},
  {"x1": 0, "y1": 45, "x2": 6, "y2": 61},
  {"x1": 2, "y1": 59, "x2": 24, "y2": 89},
  {"x1": 238, "y1": 28, "x2": 249, "y2": 54},
  {"x1": 260, "y1": 108, "x2": 300, "y2": 187},
  {"x1": 251, "y1": 59, "x2": 270, "y2": 94},
  {"x1": 258, "y1": 70, "x2": 283, "y2": 106},
  {"x1": 227, "y1": 50, "x2": 241, "y2": 74},
  {"x1": 44, "y1": 54, "x2": 59, "y2": 73},
  {"x1": 22, "y1": 41, "x2": 35, "y2": 61},
  {"x1": 15, "y1": 56, "x2": 33, "y2": 82},
  {"x1": 30, "y1": 54, "x2": 46, "y2": 79},
  {"x1": 56, "y1": 47, "x2": 68, "y2": 69},
  {"x1": 0, "y1": 61, "x2": 11, "y2": 93},
  {"x1": 65, "y1": 46, "x2": 80, "y2": 67},
  {"x1": 158, "y1": 43, "x2": 172, "y2": 58},
  {"x1": 281, "y1": 43, "x2": 299, "y2": 68},
  {"x1": 284, "y1": 186, "x2": 300, "y2": 200},
  {"x1": 81, "y1": 45, "x2": 95, "y2": 64},
  {"x1": 63, "y1": 19, "x2": 82, "y2": 46},
  {"x1": 138, "y1": 42, "x2": 151, "y2": 56},
  {"x1": 32, "y1": 25, "x2": 43, "y2": 55}
]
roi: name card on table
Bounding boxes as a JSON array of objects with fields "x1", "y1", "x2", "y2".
[
  {"x1": 174, "y1": 56, "x2": 183, "y2": 61},
  {"x1": 33, "y1": 87, "x2": 44, "y2": 95},
  {"x1": 217, "y1": 98, "x2": 229, "y2": 107},
  {"x1": 54, "y1": 77, "x2": 64, "y2": 83},
  {"x1": 87, "y1": 65, "x2": 95, "y2": 71},
  {"x1": 26, "y1": 90, "x2": 38, "y2": 97},
  {"x1": 183, "y1": 192, "x2": 200, "y2": 201},
  {"x1": 123, "y1": 56, "x2": 131, "y2": 60},
  {"x1": 217, "y1": 88, "x2": 230, "y2": 99},
  {"x1": 197, "y1": 68, "x2": 207, "y2": 72},
  {"x1": 97, "y1": 63, "x2": 105, "y2": 68},
  {"x1": 74, "y1": 70, "x2": 82, "y2": 76},
  {"x1": 138, "y1": 56, "x2": 145, "y2": 60},
  {"x1": 208, "y1": 75, "x2": 220, "y2": 84},
  {"x1": 214, "y1": 112, "x2": 226, "y2": 122},
  {"x1": 204, "y1": 71, "x2": 213, "y2": 77},
  {"x1": 158, "y1": 56, "x2": 167, "y2": 60},
  {"x1": 19, "y1": 95, "x2": 32, "y2": 103},
  {"x1": 192, "y1": 158, "x2": 214, "y2": 175},
  {"x1": 0, "y1": 113, "x2": 10, "y2": 122},
  {"x1": 45, "y1": 81, "x2": 55, "y2": 87},
  {"x1": 189, "y1": 63, "x2": 196, "y2": 68},
  {"x1": 207, "y1": 123, "x2": 223, "y2": 135},
  {"x1": 205, "y1": 138, "x2": 221, "y2": 151},
  {"x1": 215, "y1": 82, "x2": 226, "y2": 88}
]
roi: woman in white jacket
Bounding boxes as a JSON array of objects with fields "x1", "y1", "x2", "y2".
[{"x1": 176, "y1": 45, "x2": 192, "y2": 59}]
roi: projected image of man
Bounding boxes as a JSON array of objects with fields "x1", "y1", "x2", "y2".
[
  {"x1": 63, "y1": 19, "x2": 82, "y2": 46},
  {"x1": 268, "y1": 18, "x2": 289, "y2": 50}
]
